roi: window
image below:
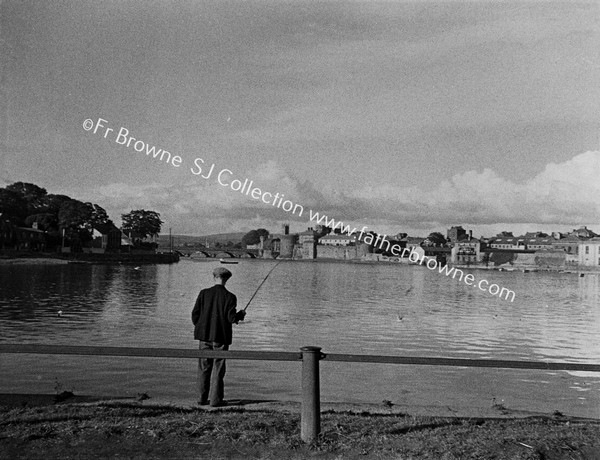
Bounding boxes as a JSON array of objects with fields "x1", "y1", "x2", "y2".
[{"x1": 585, "y1": 246, "x2": 589, "y2": 255}]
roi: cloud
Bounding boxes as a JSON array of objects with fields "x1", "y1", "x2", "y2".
[
  {"x1": 346, "y1": 150, "x2": 600, "y2": 228},
  {"x1": 74, "y1": 161, "x2": 323, "y2": 234},
  {"x1": 76, "y1": 150, "x2": 600, "y2": 236}
]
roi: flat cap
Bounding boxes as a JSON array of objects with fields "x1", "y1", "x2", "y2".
[{"x1": 213, "y1": 267, "x2": 233, "y2": 278}]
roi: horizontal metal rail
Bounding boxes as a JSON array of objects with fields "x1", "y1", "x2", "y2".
[
  {"x1": 1, "y1": 344, "x2": 599, "y2": 372},
  {"x1": 0, "y1": 344, "x2": 299, "y2": 361},
  {"x1": 324, "y1": 353, "x2": 600, "y2": 372}
]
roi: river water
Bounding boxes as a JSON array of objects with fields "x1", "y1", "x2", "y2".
[{"x1": 1, "y1": 259, "x2": 599, "y2": 418}]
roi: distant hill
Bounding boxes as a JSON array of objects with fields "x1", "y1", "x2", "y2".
[
  {"x1": 198, "y1": 232, "x2": 246, "y2": 244},
  {"x1": 157, "y1": 232, "x2": 246, "y2": 249}
]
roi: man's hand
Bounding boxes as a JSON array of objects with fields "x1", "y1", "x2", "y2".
[{"x1": 235, "y1": 310, "x2": 246, "y2": 323}]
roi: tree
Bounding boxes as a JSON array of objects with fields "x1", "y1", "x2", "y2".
[
  {"x1": 5, "y1": 182, "x2": 47, "y2": 200},
  {"x1": 25, "y1": 213, "x2": 59, "y2": 232},
  {"x1": 242, "y1": 228, "x2": 270, "y2": 246},
  {"x1": 87, "y1": 203, "x2": 110, "y2": 227},
  {"x1": 315, "y1": 226, "x2": 332, "y2": 239},
  {"x1": 58, "y1": 199, "x2": 94, "y2": 244},
  {"x1": 242, "y1": 230, "x2": 259, "y2": 246},
  {"x1": 58, "y1": 200, "x2": 91, "y2": 230},
  {"x1": 121, "y1": 209, "x2": 163, "y2": 241},
  {"x1": 0, "y1": 188, "x2": 26, "y2": 223},
  {"x1": 5, "y1": 182, "x2": 47, "y2": 216},
  {"x1": 39, "y1": 194, "x2": 72, "y2": 214},
  {"x1": 0, "y1": 182, "x2": 115, "y2": 251},
  {"x1": 482, "y1": 252, "x2": 491, "y2": 267},
  {"x1": 424, "y1": 232, "x2": 447, "y2": 247}
]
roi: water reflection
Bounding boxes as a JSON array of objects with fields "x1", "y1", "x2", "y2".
[{"x1": 0, "y1": 264, "x2": 159, "y2": 342}]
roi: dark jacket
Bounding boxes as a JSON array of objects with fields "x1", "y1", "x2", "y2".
[{"x1": 192, "y1": 284, "x2": 239, "y2": 345}]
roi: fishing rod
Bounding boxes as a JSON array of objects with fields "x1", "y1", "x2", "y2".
[{"x1": 243, "y1": 260, "x2": 282, "y2": 311}]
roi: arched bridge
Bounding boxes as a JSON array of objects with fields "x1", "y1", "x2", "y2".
[{"x1": 177, "y1": 248, "x2": 260, "y2": 259}]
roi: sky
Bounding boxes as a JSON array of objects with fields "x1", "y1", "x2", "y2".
[{"x1": 1, "y1": 0, "x2": 599, "y2": 238}]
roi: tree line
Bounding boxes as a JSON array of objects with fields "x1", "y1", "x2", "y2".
[{"x1": 0, "y1": 181, "x2": 162, "y2": 251}]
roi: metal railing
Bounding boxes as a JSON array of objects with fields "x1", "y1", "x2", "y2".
[{"x1": 1, "y1": 343, "x2": 599, "y2": 442}]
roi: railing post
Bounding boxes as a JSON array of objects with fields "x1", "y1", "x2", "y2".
[{"x1": 300, "y1": 346, "x2": 322, "y2": 443}]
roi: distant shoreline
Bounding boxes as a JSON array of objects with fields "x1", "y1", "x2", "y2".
[
  {"x1": 0, "y1": 251, "x2": 179, "y2": 265},
  {"x1": 2, "y1": 254, "x2": 599, "y2": 274},
  {"x1": 0, "y1": 257, "x2": 69, "y2": 265}
]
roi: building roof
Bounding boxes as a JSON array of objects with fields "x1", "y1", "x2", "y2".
[
  {"x1": 399, "y1": 236, "x2": 425, "y2": 244},
  {"x1": 93, "y1": 222, "x2": 120, "y2": 234},
  {"x1": 320, "y1": 234, "x2": 354, "y2": 240},
  {"x1": 17, "y1": 226, "x2": 45, "y2": 234},
  {"x1": 457, "y1": 238, "x2": 480, "y2": 244},
  {"x1": 523, "y1": 232, "x2": 548, "y2": 238},
  {"x1": 489, "y1": 237, "x2": 521, "y2": 244},
  {"x1": 569, "y1": 226, "x2": 598, "y2": 238},
  {"x1": 490, "y1": 236, "x2": 554, "y2": 245},
  {"x1": 522, "y1": 237, "x2": 554, "y2": 245},
  {"x1": 552, "y1": 235, "x2": 586, "y2": 243}
]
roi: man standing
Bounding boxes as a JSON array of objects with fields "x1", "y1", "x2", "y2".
[{"x1": 192, "y1": 267, "x2": 245, "y2": 407}]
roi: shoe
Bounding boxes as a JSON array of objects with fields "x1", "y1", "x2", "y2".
[
  {"x1": 210, "y1": 401, "x2": 228, "y2": 408},
  {"x1": 198, "y1": 400, "x2": 209, "y2": 406}
]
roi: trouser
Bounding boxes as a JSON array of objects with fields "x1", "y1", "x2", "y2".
[{"x1": 198, "y1": 341, "x2": 228, "y2": 404}]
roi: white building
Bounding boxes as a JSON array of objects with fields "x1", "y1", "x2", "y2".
[
  {"x1": 319, "y1": 234, "x2": 355, "y2": 246},
  {"x1": 578, "y1": 238, "x2": 600, "y2": 266}
]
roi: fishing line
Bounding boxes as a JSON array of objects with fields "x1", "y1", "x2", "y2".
[{"x1": 243, "y1": 260, "x2": 282, "y2": 311}]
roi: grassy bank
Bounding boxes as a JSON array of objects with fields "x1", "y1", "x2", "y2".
[{"x1": 1, "y1": 402, "x2": 599, "y2": 459}]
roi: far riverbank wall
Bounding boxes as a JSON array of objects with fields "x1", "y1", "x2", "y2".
[{"x1": 0, "y1": 251, "x2": 180, "y2": 264}]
